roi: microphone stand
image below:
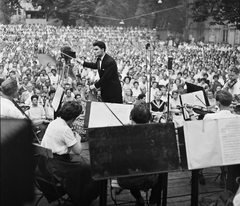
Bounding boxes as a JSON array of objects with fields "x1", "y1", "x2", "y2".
[
  {"x1": 146, "y1": 43, "x2": 154, "y2": 109},
  {"x1": 166, "y1": 57, "x2": 173, "y2": 122}
]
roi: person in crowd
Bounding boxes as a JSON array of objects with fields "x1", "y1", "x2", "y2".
[
  {"x1": 21, "y1": 82, "x2": 34, "y2": 103},
  {"x1": 123, "y1": 88, "x2": 135, "y2": 105},
  {"x1": 39, "y1": 101, "x2": 100, "y2": 206},
  {"x1": 150, "y1": 91, "x2": 167, "y2": 123},
  {"x1": 81, "y1": 41, "x2": 123, "y2": 103},
  {"x1": 132, "y1": 81, "x2": 141, "y2": 98},
  {"x1": 150, "y1": 81, "x2": 159, "y2": 102},
  {"x1": 207, "y1": 89, "x2": 217, "y2": 110},
  {"x1": 49, "y1": 68, "x2": 59, "y2": 89},
  {"x1": 26, "y1": 94, "x2": 49, "y2": 139},
  {"x1": 169, "y1": 90, "x2": 184, "y2": 127},
  {"x1": 44, "y1": 89, "x2": 56, "y2": 121},
  {"x1": 117, "y1": 103, "x2": 162, "y2": 206},
  {"x1": 160, "y1": 86, "x2": 168, "y2": 102},
  {"x1": 211, "y1": 74, "x2": 222, "y2": 93},
  {"x1": 134, "y1": 93, "x2": 147, "y2": 107},
  {"x1": 72, "y1": 94, "x2": 87, "y2": 142},
  {"x1": 63, "y1": 88, "x2": 75, "y2": 103}
]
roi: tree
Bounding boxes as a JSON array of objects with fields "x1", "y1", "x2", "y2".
[
  {"x1": 134, "y1": 0, "x2": 186, "y2": 32},
  {"x1": 0, "y1": 0, "x2": 21, "y2": 24},
  {"x1": 188, "y1": 0, "x2": 240, "y2": 30}
]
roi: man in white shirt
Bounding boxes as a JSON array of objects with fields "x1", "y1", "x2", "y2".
[
  {"x1": 49, "y1": 68, "x2": 59, "y2": 89},
  {"x1": 132, "y1": 81, "x2": 141, "y2": 98},
  {"x1": 223, "y1": 66, "x2": 240, "y2": 98},
  {"x1": 0, "y1": 78, "x2": 25, "y2": 119}
]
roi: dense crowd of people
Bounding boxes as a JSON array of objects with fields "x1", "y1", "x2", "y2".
[
  {"x1": 1, "y1": 23, "x2": 240, "y2": 206},
  {"x1": 1, "y1": 24, "x2": 240, "y2": 126}
]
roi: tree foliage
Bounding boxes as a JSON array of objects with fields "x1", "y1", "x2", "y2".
[
  {"x1": 0, "y1": 0, "x2": 21, "y2": 23},
  {"x1": 0, "y1": 0, "x2": 186, "y2": 33},
  {"x1": 188, "y1": 0, "x2": 240, "y2": 30}
]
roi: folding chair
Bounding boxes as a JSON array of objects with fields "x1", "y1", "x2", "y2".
[{"x1": 33, "y1": 143, "x2": 71, "y2": 206}]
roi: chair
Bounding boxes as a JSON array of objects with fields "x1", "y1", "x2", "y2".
[{"x1": 33, "y1": 143, "x2": 71, "y2": 206}]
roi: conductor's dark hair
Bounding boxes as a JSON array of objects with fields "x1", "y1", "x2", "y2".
[
  {"x1": 93, "y1": 41, "x2": 106, "y2": 52},
  {"x1": 216, "y1": 90, "x2": 233, "y2": 107},
  {"x1": 58, "y1": 101, "x2": 82, "y2": 121},
  {"x1": 130, "y1": 104, "x2": 151, "y2": 124}
]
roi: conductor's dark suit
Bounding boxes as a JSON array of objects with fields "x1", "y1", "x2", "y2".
[{"x1": 83, "y1": 54, "x2": 123, "y2": 103}]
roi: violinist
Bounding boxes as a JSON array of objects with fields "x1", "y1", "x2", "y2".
[
  {"x1": 188, "y1": 90, "x2": 237, "y2": 120},
  {"x1": 187, "y1": 90, "x2": 237, "y2": 187},
  {"x1": 223, "y1": 66, "x2": 240, "y2": 97}
]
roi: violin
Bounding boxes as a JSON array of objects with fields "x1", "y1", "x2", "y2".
[{"x1": 184, "y1": 104, "x2": 215, "y2": 115}]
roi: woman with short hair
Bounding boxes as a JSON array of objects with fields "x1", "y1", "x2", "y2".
[{"x1": 39, "y1": 101, "x2": 100, "y2": 206}]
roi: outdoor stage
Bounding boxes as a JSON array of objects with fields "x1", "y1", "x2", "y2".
[{"x1": 25, "y1": 142, "x2": 226, "y2": 206}]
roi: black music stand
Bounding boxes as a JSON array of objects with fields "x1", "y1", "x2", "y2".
[{"x1": 88, "y1": 122, "x2": 180, "y2": 206}]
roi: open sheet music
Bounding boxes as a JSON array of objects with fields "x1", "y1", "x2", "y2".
[
  {"x1": 84, "y1": 101, "x2": 133, "y2": 128},
  {"x1": 184, "y1": 117, "x2": 240, "y2": 169}
]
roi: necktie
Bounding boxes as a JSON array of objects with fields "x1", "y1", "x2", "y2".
[{"x1": 97, "y1": 57, "x2": 101, "y2": 70}]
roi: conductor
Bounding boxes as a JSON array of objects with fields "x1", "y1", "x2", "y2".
[{"x1": 81, "y1": 41, "x2": 123, "y2": 104}]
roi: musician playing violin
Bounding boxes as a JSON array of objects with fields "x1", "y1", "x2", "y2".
[
  {"x1": 188, "y1": 90, "x2": 237, "y2": 120},
  {"x1": 223, "y1": 66, "x2": 240, "y2": 98}
]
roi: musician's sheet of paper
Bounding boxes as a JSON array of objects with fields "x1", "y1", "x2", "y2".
[
  {"x1": 184, "y1": 120, "x2": 222, "y2": 170},
  {"x1": 218, "y1": 118, "x2": 240, "y2": 166},
  {"x1": 184, "y1": 117, "x2": 240, "y2": 170},
  {"x1": 52, "y1": 86, "x2": 64, "y2": 111},
  {"x1": 180, "y1": 90, "x2": 206, "y2": 107},
  {"x1": 87, "y1": 102, "x2": 133, "y2": 128}
]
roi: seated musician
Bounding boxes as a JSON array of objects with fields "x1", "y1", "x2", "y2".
[
  {"x1": 150, "y1": 90, "x2": 167, "y2": 123},
  {"x1": 188, "y1": 90, "x2": 238, "y2": 188},
  {"x1": 0, "y1": 78, "x2": 27, "y2": 119},
  {"x1": 38, "y1": 101, "x2": 100, "y2": 206},
  {"x1": 117, "y1": 103, "x2": 161, "y2": 206},
  {"x1": 188, "y1": 90, "x2": 237, "y2": 120}
]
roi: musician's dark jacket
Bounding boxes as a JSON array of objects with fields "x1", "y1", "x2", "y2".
[{"x1": 83, "y1": 54, "x2": 123, "y2": 103}]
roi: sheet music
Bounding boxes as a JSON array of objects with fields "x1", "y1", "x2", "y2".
[
  {"x1": 218, "y1": 117, "x2": 240, "y2": 165},
  {"x1": 88, "y1": 102, "x2": 133, "y2": 128},
  {"x1": 184, "y1": 120, "x2": 222, "y2": 169},
  {"x1": 52, "y1": 86, "x2": 64, "y2": 111},
  {"x1": 180, "y1": 90, "x2": 206, "y2": 107}
]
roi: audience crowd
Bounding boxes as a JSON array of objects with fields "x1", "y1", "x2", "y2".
[{"x1": 1, "y1": 24, "x2": 240, "y2": 131}]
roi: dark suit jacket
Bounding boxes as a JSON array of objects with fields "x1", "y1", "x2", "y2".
[{"x1": 83, "y1": 54, "x2": 123, "y2": 103}]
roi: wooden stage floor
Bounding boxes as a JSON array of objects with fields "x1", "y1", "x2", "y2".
[{"x1": 25, "y1": 142, "x2": 226, "y2": 206}]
